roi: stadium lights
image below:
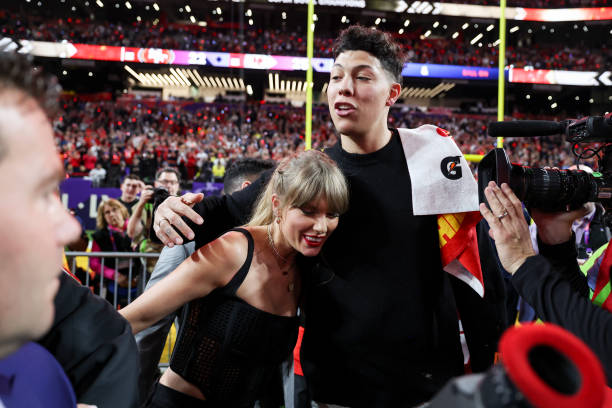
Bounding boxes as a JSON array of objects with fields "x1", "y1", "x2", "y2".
[
  {"x1": 548, "y1": 95, "x2": 552, "y2": 100},
  {"x1": 190, "y1": 15, "x2": 196, "y2": 23},
  {"x1": 185, "y1": 5, "x2": 191, "y2": 12},
  {"x1": 470, "y1": 33, "x2": 483, "y2": 45},
  {"x1": 248, "y1": 19, "x2": 253, "y2": 26},
  {"x1": 399, "y1": 82, "x2": 455, "y2": 99},
  {"x1": 461, "y1": 22, "x2": 469, "y2": 29},
  {"x1": 216, "y1": 7, "x2": 221, "y2": 14},
  {"x1": 96, "y1": 0, "x2": 104, "y2": 7},
  {"x1": 282, "y1": 12, "x2": 287, "y2": 20},
  {"x1": 125, "y1": 1, "x2": 131, "y2": 9},
  {"x1": 404, "y1": 19, "x2": 410, "y2": 27},
  {"x1": 62, "y1": 70, "x2": 67, "y2": 75},
  {"x1": 375, "y1": 17, "x2": 381, "y2": 25},
  {"x1": 246, "y1": 85, "x2": 253, "y2": 96},
  {"x1": 433, "y1": 21, "x2": 439, "y2": 28},
  {"x1": 510, "y1": 26, "x2": 519, "y2": 33},
  {"x1": 186, "y1": 69, "x2": 201, "y2": 86},
  {"x1": 551, "y1": 102, "x2": 557, "y2": 109},
  {"x1": 575, "y1": 96, "x2": 580, "y2": 101},
  {"x1": 452, "y1": 31, "x2": 459, "y2": 39},
  {"x1": 492, "y1": 39, "x2": 500, "y2": 46},
  {"x1": 423, "y1": 30, "x2": 432, "y2": 38},
  {"x1": 526, "y1": 94, "x2": 530, "y2": 99},
  {"x1": 399, "y1": 28, "x2": 404, "y2": 34},
  {"x1": 153, "y1": 2, "x2": 159, "y2": 11},
  {"x1": 486, "y1": 24, "x2": 494, "y2": 31},
  {"x1": 246, "y1": 9, "x2": 252, "y2": 17},
  {"x1": 589, "y1": 98, "x2": 594, "y2": 103}
]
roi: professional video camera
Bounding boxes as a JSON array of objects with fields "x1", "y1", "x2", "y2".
[{"x1": 478, "y1": 114, "x2": 612, "y2": 211}]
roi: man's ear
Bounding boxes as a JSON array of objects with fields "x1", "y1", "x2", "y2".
[{"x1": 386, "y1": 82, "x2": 401, "y2": 106}]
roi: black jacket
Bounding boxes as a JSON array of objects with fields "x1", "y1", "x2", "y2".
[{"x1": 38, "y1": 273, "x2": 140, "y2": 408}]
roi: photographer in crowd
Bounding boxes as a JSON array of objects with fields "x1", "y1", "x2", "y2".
[
  {"x1": 127, "y1": 167, "x2": 181, "y2": 275},
  {"x1": 480, "y1": 181, "x2": 612, "y2": 384}
]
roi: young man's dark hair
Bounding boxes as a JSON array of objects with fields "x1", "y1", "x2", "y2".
[
  {"x1": 223, "y1": 158, "x2": 275, "y2": 195},
  {"x1": 333, "y1": 25, "x2": 406, "y2": 83}
]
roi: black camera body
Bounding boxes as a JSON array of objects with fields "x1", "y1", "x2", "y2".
[{"x1": 478, "y1": 114, "x2": 612, "y2": 212}]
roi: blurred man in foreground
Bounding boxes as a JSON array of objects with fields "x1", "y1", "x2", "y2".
[{"x1": 0, "y1": 53, "x2": 138, "y2": 408}]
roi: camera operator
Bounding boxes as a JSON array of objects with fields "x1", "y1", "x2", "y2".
[
  {"x1": 480, "y1": 181, "x2": 612, "y2": 384},
  {"x1": 127, "y1": 168, "x2": 180, "y2": 264}
]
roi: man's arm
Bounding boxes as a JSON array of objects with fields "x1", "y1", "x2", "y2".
[
  {"x1": 152, "y1": 169, "x2": 271, "y2": 247},
  {"x1": 512, "y1": 255, "x2": 612, "y2": 384},
  {"x1": 126, "y1": 187, "x2": 154, "y2": 239}
]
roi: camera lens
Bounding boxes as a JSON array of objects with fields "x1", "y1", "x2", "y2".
[
  {"x1": 513, "y1": 167, "x2": 596, "y2": 211},
  {"x1": 478, "y1": 149, "x2": 599, "y2": 212}
]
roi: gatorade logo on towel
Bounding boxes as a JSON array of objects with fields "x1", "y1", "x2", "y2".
[{"x1": 441, "y1": 156, "x2": 462, "y2": 180}]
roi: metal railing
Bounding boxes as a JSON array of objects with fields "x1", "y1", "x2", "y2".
[{"x1": 65, "y1": 251, "x2": 160, "y2": 308}]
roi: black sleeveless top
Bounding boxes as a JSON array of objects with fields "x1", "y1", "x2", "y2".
[{"x1": 170, "y1": 228, "x2": 300, "y2": 407}]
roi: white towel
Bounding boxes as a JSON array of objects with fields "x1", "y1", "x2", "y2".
[{"x1": 398, "y1": 125, "x2": 479, "y2": 216}]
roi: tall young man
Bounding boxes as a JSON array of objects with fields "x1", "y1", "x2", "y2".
[{"x1": 152, "y1": 26, "x2": 505, "y2": 407}]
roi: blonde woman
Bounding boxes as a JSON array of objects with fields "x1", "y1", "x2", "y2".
[
  {"x1": 90, "y1": 198, "x2": 140, "y2": 307},
  {"x1": 120, "y1": 150, "x2": 349, "y2": 408}
]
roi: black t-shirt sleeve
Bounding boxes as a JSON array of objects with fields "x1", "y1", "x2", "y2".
[
  {"x1": 191, "y1": 169, "x2": 272, "y2": 248},
  {"x1": 512, "y1": 255, "x2": 612, "y2": 384},
  {"x1": 150, "y1": 169, "x2": 273, "y2": 248}
]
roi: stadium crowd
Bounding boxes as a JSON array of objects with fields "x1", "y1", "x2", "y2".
[
  {"x1": 2, "y1": 11, "x2": 610, "y2": 71},
  {"x1": 56, "y1": 97, "x2": 585, "y2": 187}
]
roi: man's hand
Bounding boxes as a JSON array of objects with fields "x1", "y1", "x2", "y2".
[
  {"x1": 138, "y1": 185, "x2": 155, "y2": 205},
  {"x1": 153, "y1": 192, "x2": 204, "y2": 247},
  {"x1": 531, "y1": 204, "x2": 592, "y2": 246},
  {"x1": 480, "y1": 182, "x2": 537, "y2": 275}
]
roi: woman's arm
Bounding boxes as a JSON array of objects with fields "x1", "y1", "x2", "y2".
[
  {"x1": 119, "y1": 230, "x2": 248, "y2": 334},
  {"x1": 89, "y1": 240, "x2": 120, "y2": 280}
]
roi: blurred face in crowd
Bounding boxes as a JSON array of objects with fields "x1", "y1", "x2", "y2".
[
  {"x1": 120, "y1": 177, "x2": 142, "y2": 202},
  {"x1": 0, "y1": 95, "x2": 81, "y2": 357},
  {"x1": 327, "y1": 50, "x2": 400, "y2": 148},
  {"x1": 102, "y1": 203, "x2": 126, "y2": 229},
  {"x1": 155, "y1": 170, "x2": 180, "y2": 196}
]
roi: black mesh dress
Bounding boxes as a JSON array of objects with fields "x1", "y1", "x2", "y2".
[{"x1": 162, "y1": 228, "x2": 299, "y2": 407}]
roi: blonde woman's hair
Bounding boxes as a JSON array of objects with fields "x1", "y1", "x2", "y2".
[
  {"x1": 247, "y1": 150, "x2": 349, "y2": 226},
  {"x1": 96, "y1": 198, "x2": 129, "y2": 229}
]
